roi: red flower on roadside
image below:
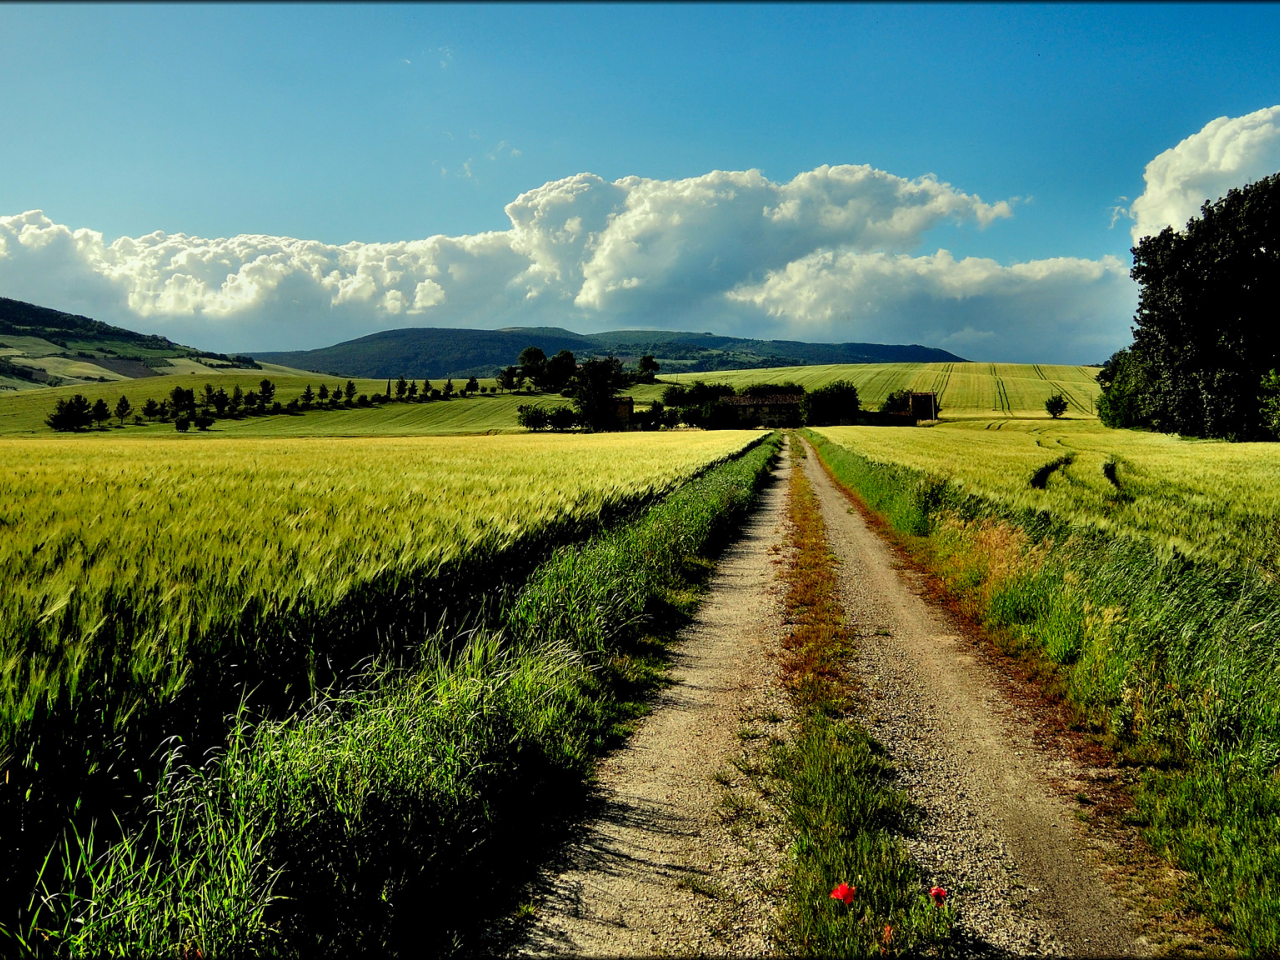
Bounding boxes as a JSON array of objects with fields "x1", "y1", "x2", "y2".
[
  {"x1": 929, "y1": 886, "x2": 947, "y2": 906},
  {"x1": 829, "y1": 882, "x2": 856, "y2": 905}
]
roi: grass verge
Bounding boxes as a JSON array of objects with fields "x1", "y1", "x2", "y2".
[
  {"x1": 7, "y1": 434, "x2": 782, "y2": 958},
  {"x1": 803, "y1": 427, "x2": 1280, "y2": 953},
  {"x1": 772, "y1": 437, "x2": 955, "y2": 957}
]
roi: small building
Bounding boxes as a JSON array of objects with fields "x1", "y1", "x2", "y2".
[
  {"x1": 723, "y1": 394, "x2": 804, "y2": 428},
  {"x1": 910, "y1": 392, "x2": 940, "y2": 420},
  {"x1": 614, "y1": 396, "x2": 634, "y2": 424}
]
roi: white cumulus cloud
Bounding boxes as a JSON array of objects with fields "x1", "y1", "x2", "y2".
[
  {"x1": 727, "y1": 250, "x2": 1134, "y2": 364},
  {"x1": 1129, "y1": 105, "x2": 1280, "y2": 243},
  {"x1": 0, "y1": 162, "x2": 1128, "y2": 361}
]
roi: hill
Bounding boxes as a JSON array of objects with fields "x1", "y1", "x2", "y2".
[
  {"x1": 255, "y1": 326, "x2": 966, "y2": 378},
  {"x1": 0, "y1": 297, "x2": 260, "y2": 392}
]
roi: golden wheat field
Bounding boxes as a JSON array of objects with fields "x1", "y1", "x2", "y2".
[{"x1": 814, "y1": 420, "x2": 1280, "y2": 572}]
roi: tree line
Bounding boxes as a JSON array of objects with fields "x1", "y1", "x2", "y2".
[
  {"x1": 1097, "y1": 171, "x2": 1279, "y2": 440},
  {"x1": 517, "y1": 377, "x2": 885, "y2": 433},
  {"x1": 656, "y1": 380, "x2": 866, "y2": 429},
  {"x1": 45, "y1": 373, "x2": 496, "y2": 432}
]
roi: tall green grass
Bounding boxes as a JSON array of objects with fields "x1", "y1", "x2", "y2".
[
  {"x1": 804, "y1": 428, "x2": 1280, "y2": 951},
  {"x1": 10, "y1": 434, "x2": 782, "y2": 957}
]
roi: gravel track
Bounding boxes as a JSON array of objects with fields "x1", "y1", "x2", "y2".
[
  {"x1": 799, "y1": 440, "x2": 1148, "y2": 958},
  {"x1": 512, "y1": 442, "x2": 794, "y2": 958}
]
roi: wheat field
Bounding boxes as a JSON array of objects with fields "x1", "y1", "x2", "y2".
[
  {"x1": 814, "y1": 419, "x2": 1280, "y2": 573},
  {"x1": 666, "y1": 361, "x2": 1101, "y2": 417}
]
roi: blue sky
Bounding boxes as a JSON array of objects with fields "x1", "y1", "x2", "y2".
[{"x1": 2, "y1": 4, "x2": 1279, "y2": 360}]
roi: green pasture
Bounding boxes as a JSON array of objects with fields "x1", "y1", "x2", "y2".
[{"x1": 0, "y1": 361, "x2": 1099, "y2": 436}]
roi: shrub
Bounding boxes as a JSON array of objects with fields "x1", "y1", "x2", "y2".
[
  {"x1": 548, "y1": 406, "x2": 578, "y2": 432},
  {"x1": 516, "y1": 404, "x2": 551, "y2": 431}
]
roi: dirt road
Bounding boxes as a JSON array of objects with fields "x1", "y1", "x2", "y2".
[
  {"x1": 799, "y1": 441, "x2": 1147, "y2": 957},
  {"x1": 515, "y1": 442, "x2": 793, "y2": 957},
  {"x1": 513, "y1": 435, "x2": 1148, "y2": 957}
]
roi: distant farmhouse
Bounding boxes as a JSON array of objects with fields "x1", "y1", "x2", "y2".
[
  {"x1": 723, "y1": 393, "x2": 804, "y2": 428},
  {"x1": 910, "y1": 392, "x2": 940, "y2": 420}
]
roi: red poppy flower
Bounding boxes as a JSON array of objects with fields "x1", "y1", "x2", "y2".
[
  {"x1": 929, "y1": 886, "x2": 947, "y2": 906},
  {"x1": 829, "y1": 882, "x2": 856, "y2": 904}
]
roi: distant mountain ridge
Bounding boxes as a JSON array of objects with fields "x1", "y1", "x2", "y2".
[{"x1": 256, "y1": 326, "x2": 967, "y2": 379}]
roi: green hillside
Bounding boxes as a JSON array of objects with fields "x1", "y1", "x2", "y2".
[
  {"x1": 0, "y1": 297, "x2": 262, "y2": 391},
  {"x1": 664, "y1": 361, "x2": 1100, "y2": 418},
  {"x1": 256, "y1": 325, "x2": 967, "y2": 378}
]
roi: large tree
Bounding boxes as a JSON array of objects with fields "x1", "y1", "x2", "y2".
[
  {"x1": 570, "y1": 356, "x2": 628, "y2": 431},
  {"x1": 1109, "y1": 171, "x2": 1280, "y2": 439},
  {"x1": 518, "y1": 346, "x2": 547, "y2": 389},
  {"x1": 635, "y1": 354, "x2": 660, "y2": 383}
]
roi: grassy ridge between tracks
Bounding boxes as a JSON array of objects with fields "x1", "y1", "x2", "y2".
[
  {"x1": 805, "y1": 427, "x2": 1280, "y2": 952},
  {"x1": 772, "y1": 439, "x2": 954, "y2": 957},
  {"x1": 8, "y1": 434, "x2": 780, "y2": 958}
]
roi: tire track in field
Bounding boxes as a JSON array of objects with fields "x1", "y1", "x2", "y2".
[
  {"x1": 990, "y1": 364, "x2": 1012, "y2": 416},
  {"x1": 801, "y1": 441, "x2": 1147, "y2": 957},
  {"x1": 932, "y1": 362, "x2": 954, "y2": 410}
]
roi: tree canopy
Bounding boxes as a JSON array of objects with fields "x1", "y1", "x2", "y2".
[
  {"x1": 570, "y1": 356, "x2": 627, "y2": 431},
  {"x1": 1099, "y1": 172, "x2": 1280, "y2": 439}
]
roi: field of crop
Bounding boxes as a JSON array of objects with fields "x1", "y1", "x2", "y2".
[
  {"x1": 0, "y1": 430, "x2": 764, "y2": 952},
  {"x1": 806, "y1": 422, "x2": 1280, "y2": 950},
  {"x1": 814, "y1": 420, "x2": 1280, "y2": 573},
  {"x1": 666, "y1": 361, "x2": 1101, "y2": 418}
]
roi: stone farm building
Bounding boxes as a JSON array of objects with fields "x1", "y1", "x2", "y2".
[{"x1": 723, "y1": 394, "x2": 804, "y2": 428}]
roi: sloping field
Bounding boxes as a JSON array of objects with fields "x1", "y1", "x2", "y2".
[
  {"x1": 666, "y1": 362, "x2": 1100, "y2": 418},
  {"x1": 815, "y1": 419, "x2": 1280, "y2": 572}
]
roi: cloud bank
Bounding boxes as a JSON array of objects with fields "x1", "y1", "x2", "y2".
[
  {"x1": 1129, "y1": 105, "x2": 1280, "y2": 243},
  {"x1": 2, "y1": 163, "x2": 1133, "y2": 362}
]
